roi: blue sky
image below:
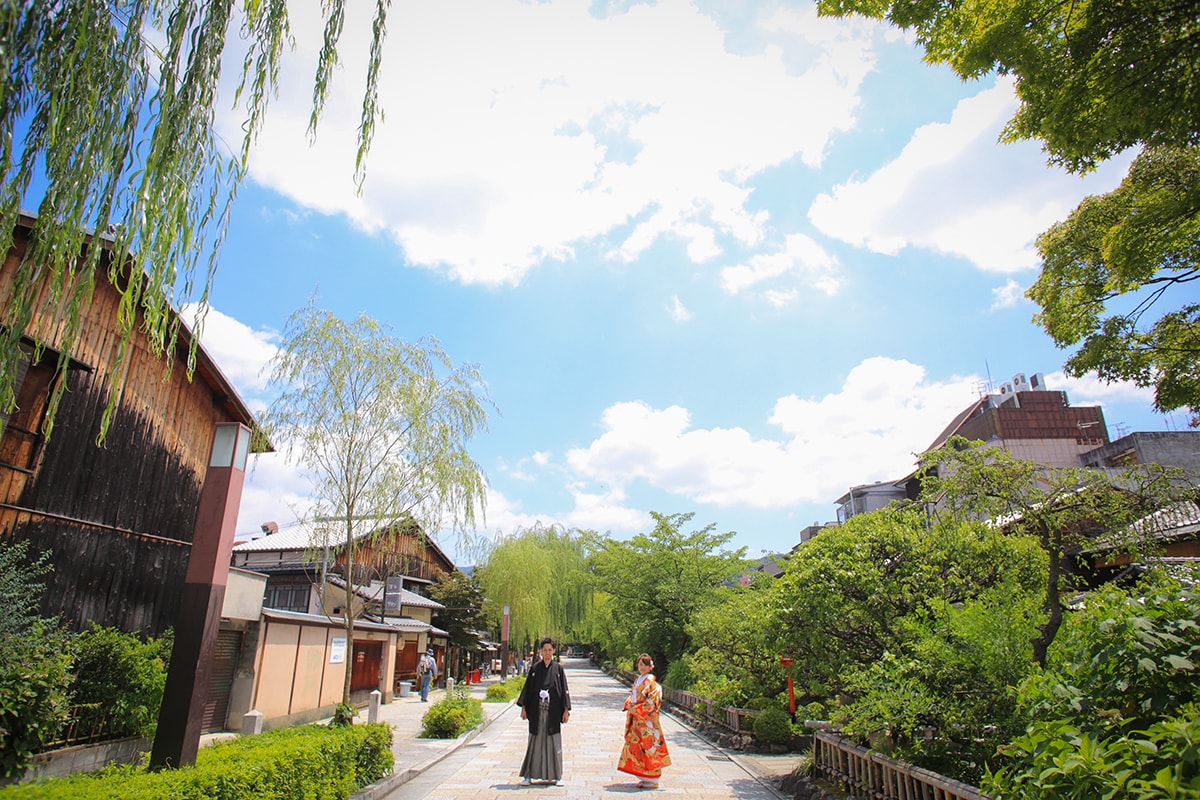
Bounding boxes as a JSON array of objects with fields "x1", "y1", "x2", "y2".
[{"x1": 172, "y1": 0, "x2": 1182, "y2": 562}]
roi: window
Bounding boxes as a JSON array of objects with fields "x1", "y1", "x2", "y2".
[
  {"x1": 263, "y1": 580, "x2": 311, "y2": 612},
  {"x1": 0, "y1": 339, "x2": 89, "y2": 504}
]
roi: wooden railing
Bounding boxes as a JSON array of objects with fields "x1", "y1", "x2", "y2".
[{"x1": 812, "y1": 731, "x2": 988, "y2": 800}]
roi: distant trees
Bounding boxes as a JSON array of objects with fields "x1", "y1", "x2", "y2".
[
  {"x1": 475, "y1": 523, "x2": 591, "y2": 652},
  {"x1": 262, "y1": 299, "x2": 489, "y2": 705},
  {"x1": 430, "y1": 570, "x2": 489, "y2": 679},
  {"x1": 583, "y1": 511, "x2": 746, "y2": 681}
]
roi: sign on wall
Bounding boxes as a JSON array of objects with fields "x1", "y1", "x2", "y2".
[{"x1": 330, "y1": 637, "x2": 347, "y2": 664}]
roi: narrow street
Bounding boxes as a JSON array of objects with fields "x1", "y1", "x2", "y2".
[{"x1": 394, "y1": 659, "x2": 792, "y2": 799}]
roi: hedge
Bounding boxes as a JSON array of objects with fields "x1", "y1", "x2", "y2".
[{"x1": 0, "y1": 722, "x2": 393, "y2": 800}]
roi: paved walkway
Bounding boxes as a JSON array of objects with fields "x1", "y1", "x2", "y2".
[{"x1": 354, "y1": 658, "x2": 801, "y2": 800}]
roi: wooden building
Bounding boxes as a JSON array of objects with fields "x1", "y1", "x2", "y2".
[
  {"x1": 231, "y1": 517, "x2": 458, "y2": 698},
  {"x1": 0, "y1": 211, "x2": 264, "y2": 635}
]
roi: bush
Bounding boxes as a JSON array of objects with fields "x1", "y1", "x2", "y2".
[
  {"x1": 693, "y1": 700, "x2": 709, "y2": 718},
  {"x1": 0, "y1": 624, "x2": 73, "y2": 778},
  {"x1": 484, "y1": 676, "x2": 525, "y2": 702},
  {"x1": 663, "y1": 658, "x2": 694, "y2": 690},
  {"x1": 0, "y1": 722, "x2": 394, "y2": 799},
  {"x1": 983, "y1": 706, "x2": 1200, "y2": 800},
  {"x1": 747, "y1": 696, "x2": 779, "y2": 711},
  {"x1": 420, "y1": 686, "x2": 484, "y2": 738},
  {"x1": 329, "y1": 702, "x2": 358, "y2": 727},
  {"x1": 69, "y1": 624, "x2": 171, "y2": 740},
  {"x1": 754, "y1": 706, "x2": 793, "y2": 745}
]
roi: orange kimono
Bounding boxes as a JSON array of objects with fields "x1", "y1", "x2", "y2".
[{"x1": 617, "y1": 673, "x2": 672, "y2": 779}]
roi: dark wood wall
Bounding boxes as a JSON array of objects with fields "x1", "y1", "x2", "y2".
[{"x1": 1, "y1": 220, "x2": 247, "y2": 636}]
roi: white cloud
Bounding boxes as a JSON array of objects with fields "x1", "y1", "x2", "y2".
[
  {"x1": 235, "y1": 450, "x2": 317, "y2": 537},
  {"x1": 720, "y1": 233, "x2": 842, "y2": 298},
  {"x1": 223, "y1": 0, "x2": 878, "y2": 285},
  {"x1": 990, "y1": 278, "x2": 1025, "y2": 310},
  {"x1": 565, "y1": 357, "x2": 981, "y2": 510},
  {"x1": 1043, "y1": 370, "x2": 1155, "y2": 406},
  {"x1": 809, "y1": 78, "x2": 1135, "y2": 273},
  {"x1": 668, "y1": 295, "x2": 693, "y2": 322},
  {"x1": 181, "y1": 304, "x2": 279, "y2": 400}
]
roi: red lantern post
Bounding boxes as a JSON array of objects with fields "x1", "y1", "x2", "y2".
[{"x1": 780, "y1": 655, "x2": 796, "y2": 717}]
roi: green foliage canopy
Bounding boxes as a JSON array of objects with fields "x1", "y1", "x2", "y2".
[
  {"x1": 429, "y1": 570, "x2": 489, "y2": 652},
  {"x1": 1030, "y1": 146, "x2": 1200, "y2": 423},
  {"x1": 920, "y1": 437, "x2": 1193, "y2": 665},
  {"x1": 816, "y1": 0, "x2": 1200, "y2": 424},
  {"x1": 1, "y1": 1, "x2": 389, "y2": 439},
  {"x1": 475, "y1": 523, "x2": 591, "y2": 649},
  {"x1": 584, "y1": 511, "x2": 746, "y2": 679},
  {"x1": 816, "y1": 0, "x2": 1200, "y2": 172},
  {"x1": 983, "y1": 570, "x2": 1200, "y2": 800}
]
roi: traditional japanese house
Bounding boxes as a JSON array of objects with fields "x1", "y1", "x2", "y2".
[{"x1": 0, "y1": 211, "x2": 267, "y2": 636}]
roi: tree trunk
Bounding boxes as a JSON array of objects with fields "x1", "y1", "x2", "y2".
[
  {"x1": 1032, "y1": 528, "x2": 1064, "y2": 667},
  {"x1": 342, "y1": 535, "x2": 356, "y2": 705}
]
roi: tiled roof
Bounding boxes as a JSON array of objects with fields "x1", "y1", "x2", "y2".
[
  {"x1": 232, "y1": 522, "x2": 347, "y2": 553},
  {"x1": 326, "y1": 575, "x2": 445, "y2": 610},
  {"x1": 231, "y1": 519, "x2": 459, "y2": 572}
]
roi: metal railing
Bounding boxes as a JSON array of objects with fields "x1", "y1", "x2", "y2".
[{"x1": 812, "y1": 730, "x2": 988, "y2": 800}]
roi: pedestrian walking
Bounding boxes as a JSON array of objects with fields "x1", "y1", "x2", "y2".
[
  {"x1": 418, "y1": 648, "x2": 438, "y2": 702},
  {"x1": 617, "y1": 653, "x2": 671, "y2": 789},
  {"x1": 516, "y1": 637, "x2": 571, "y2": 786}
]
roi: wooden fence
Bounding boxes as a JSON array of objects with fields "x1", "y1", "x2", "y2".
[
  {"x1": 812, "y1": 731, "x2": 988, "y2": 800},
  {"x1": 613, "y1": 668, "x2": 758, "y2": 735},
  {"x1": 610, "y1": 664, "x2": 990, "y2": 800}
]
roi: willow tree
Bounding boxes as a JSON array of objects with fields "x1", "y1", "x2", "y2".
[
  {"x1": 262, "y1": 299, "x2": 489, "y2": 707},
  {"x1": 476, "y1": 523, "x2": 592, "y2": 655},
  {"x1": 1, "y1": 1, "x2": 388, "y2": 438}
]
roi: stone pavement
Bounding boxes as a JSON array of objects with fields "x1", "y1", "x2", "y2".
[{"x1": 357, "y1": 658, "x2": 802, "y2": 800}]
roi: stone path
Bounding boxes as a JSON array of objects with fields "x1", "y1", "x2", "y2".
[{"x1": 393, "y1": 659, "x2": 794, "y2": 799}]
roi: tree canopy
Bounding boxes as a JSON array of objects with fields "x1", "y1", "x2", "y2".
[
  {"x1": 1, "y1": 1, "x2": 388, "y2": 438},
  {"x1": 474, "y1": 523, "x2": 592, "y2": 651},
  {"x1": 817, "y1": 0, "x2": 1200, "y2": 422},
  {"x1": 817, "y1": 0, "x2": 1199, "y2": 172},
  {"x1": 1029, "y1": 146, "x2": 1200, "y2": 423},
  {"x1": 262, "y1": 299, "x2": 489, "y2": 703},
  {"x1": 919, "y1": 437, "x2": 1193, "y2": 664},
  {"x1": 583, "y1": 511, "x2": 746, "y2": 679}
]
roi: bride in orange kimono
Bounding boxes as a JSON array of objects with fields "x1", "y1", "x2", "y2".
[{"x1": 618, "y1": 654, "x2": 672, "y2": 789}]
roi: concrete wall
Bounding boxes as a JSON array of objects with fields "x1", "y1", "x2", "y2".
[{"x1": 222, "y1": 568, "x2": 266, "y2": 621}]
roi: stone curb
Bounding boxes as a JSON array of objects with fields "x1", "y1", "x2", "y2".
[{"x1": 349, "y1": 700, "x2": 518, "y2": 800}]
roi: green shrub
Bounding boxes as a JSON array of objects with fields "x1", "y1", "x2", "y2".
[
  {"x1": 0, "y1": 722, "x2": 393, "y2": 799},
  {"x1": 747, "y1": 696, "x2": 778, "y2": 711},
  {"x1": 329, "y1": 702, "x2": 358, "y2": 727},
  {"x1": 983, "y1": 706, "x2": 1200, "y2": 800},
  {"x1": 484, "y1": 676, "x2": 524, "y2": 702},
  {"x1": 69, "y1": 623, "x2": 171, "y2": 740},
  {"x1": 663, "y1": 658, "x2": 694, "y2": 690},
  {"x1": 754, "y1": 706, "x2": 793, "y2": 746},
  {"x1": 693, "y1": 700, "x2": 709, "y2": 718},
  {"x1": 0, "y1": 624, "x2": 73, "y2": 778},
  {"x1": 420, "y1": 686, "x2": 484, "y2": 738}
]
